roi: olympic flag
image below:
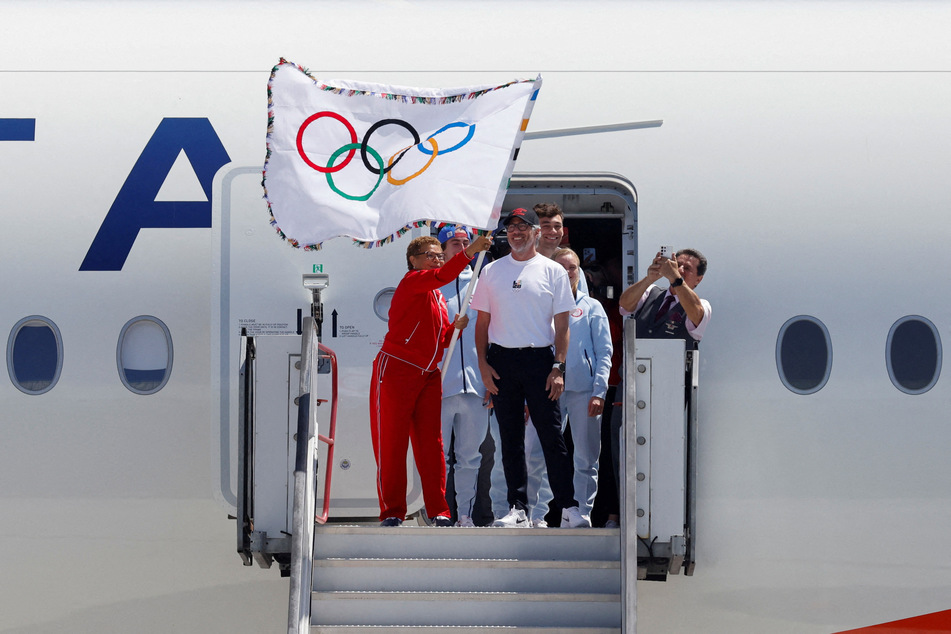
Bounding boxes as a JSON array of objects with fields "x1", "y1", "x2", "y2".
[{"x1": 264, "y1": 59, "x2": 542, "y2": 249}]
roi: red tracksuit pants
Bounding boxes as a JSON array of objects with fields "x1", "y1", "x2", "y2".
[{"x1": 369, "y1": 352, "x2": 450, "y2": 521}]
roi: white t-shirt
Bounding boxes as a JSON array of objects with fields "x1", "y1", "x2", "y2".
[{"x1": 470, "y1": 253, "x2": 575, "y2": 348}]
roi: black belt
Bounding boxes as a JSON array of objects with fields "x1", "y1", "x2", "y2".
[{"x1": 490, "y1": 344, "x2": 553, "y2": 353}]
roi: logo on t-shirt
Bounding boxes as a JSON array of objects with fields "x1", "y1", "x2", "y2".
[{"x1": 512, "y1": 279, "x2": 522, "y2": 290}]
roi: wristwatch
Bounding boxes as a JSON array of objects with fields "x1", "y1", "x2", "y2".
[
  {"x1": 553, "y1": 362, "x2": 566, "y2": 374},
  {"x1": 671, "y1": 277, "x2": 685, "y2": 288}
]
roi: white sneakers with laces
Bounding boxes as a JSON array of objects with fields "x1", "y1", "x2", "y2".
[
  {"x1": 492, "y1": 507, "x2": 529, "y2": 528},
  {"x1": 561, "y1": 506, "x2": 591, "y2": 528},
  {"x1": 456, "y1": 515, "x2": 476, "y2": 527}
]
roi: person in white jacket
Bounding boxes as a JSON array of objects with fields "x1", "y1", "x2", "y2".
[
  {"x1": 553, "y1": 247, "x2": 613, "y2": 518},
  {"x1": 438, "y1": 225, "x2": 507, "y2": 526}
]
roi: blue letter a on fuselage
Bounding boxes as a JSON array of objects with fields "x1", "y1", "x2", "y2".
[{"x1": 80, "y1": 118, "x2": 231, "y2": 271}]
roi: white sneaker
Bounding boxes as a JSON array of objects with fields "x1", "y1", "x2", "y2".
[
  {"x1": 492, "y1": 507, "x2": 529, "y2": 528},
  {"x1": 561, "y1": 506, "x2": 591, "y2": 528},
  {"x1": 456, "y1": 514, "x2": 476, "y2": 527},
  {"x1": 531, "y1": 519, "x2": 548, "y2": 528}
]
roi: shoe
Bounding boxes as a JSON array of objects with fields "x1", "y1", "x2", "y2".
[
  {"x1": 492, "y1": 507, "x2": 529, "y2": 528},
  {"x1": 456, "y1": 515, "x2": 476, "y2": 527},
  {"x1": 380, "y1": 517, "x2": 403, "y2": 527},
  {"x1": 531, "y1": 519, "x2": 548, "y2": 528},
  {"x1": 561, "y1": 506, "x2": 591, "y2": 528},
  {"x1": 431, "y1": 515, "x2": 453, "y2": 527},
  {"x1": 603, "y1": 519, "x2": 620, "y2": 529}
]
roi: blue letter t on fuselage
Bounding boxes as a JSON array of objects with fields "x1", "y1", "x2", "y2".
[{"x1": 80, "y1": 118, "x2": 231, "y2": 271}]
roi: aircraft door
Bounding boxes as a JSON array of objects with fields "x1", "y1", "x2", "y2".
[{"x1": 502, "y1": 173, "x2": 636, "y2": 526}]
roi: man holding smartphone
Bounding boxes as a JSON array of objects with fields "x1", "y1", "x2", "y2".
[{"x1": 618, "y1": 248, "x2": 711, "y2": 346}]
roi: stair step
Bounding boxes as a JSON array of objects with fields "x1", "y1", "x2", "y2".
[
  {"x1": 311, "y1": 591, "x2": 621, "y2": 628},
  {"x1": 310, "y1": 625, "x2": 621, "y2": 634},
  {"x1": 317, "y1": 558, "x2": 619, "y2": 568},
  {"x1": 312, "y1": 526, "x2": 619, "y2": 561},
  {"x1": 315, "y1": 591, "x2": 619, "y2": 602},
  {"x1": 313, "y1": 558, "x2": 620, "y2": 593}
]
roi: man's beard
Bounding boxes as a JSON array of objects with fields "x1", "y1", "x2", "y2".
[{"x1": 509, "y1": 234, "x2": 536, "y2": 257}]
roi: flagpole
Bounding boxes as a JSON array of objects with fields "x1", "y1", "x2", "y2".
[
  {"x1": 441, "y1": 248, "x2": 489, "y2": 383},
  {"x1": 438, "y1": 73, "x2": 541, "y2": 383}
]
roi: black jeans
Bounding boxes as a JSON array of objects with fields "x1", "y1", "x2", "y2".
[{"x1": 488, "y1": 344, "x2": 577, "y2": 511}]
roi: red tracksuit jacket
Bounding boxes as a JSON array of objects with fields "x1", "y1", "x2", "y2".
[{"x1": 379, "y1": 249, "x2": 471, "y2": 370}]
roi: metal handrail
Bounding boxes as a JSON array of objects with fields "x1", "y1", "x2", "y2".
[
  {"x1": 287, "y1": 320, "x2": 340, "y2": 633},
  {"x1": 685, "y1": 349, "x2": 699, "y2": 575},
  {"x1": 287, "y1": 317, "x2": 319, "y2": 634},
  {"x1": 315, "y1": 342, "x2": 338, "y2": 524},
  {"x1": 621, "y1": 318, "x2": 638, "y2": 634},
  {"x1": 236, "y1": 332, "x2": 255, "y2": 566}
]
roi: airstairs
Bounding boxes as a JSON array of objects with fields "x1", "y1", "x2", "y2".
[
  {"x1": 237, "y1": 300, "x2": 696, "y2": 634},
  {"x1": 308, "y1": 524, "x2": 622, "y2": 632}
]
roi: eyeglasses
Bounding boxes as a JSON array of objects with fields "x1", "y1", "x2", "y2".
[
  {"x1": 414, "y1": 251, "x2": 446, "y2": 261},
  {"x1": 506, "y1": 222, "x2": 534, "y2": 232}
]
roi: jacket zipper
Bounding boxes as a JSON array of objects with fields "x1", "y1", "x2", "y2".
[
  {"x1": 424, "y1": 289, "x2": 444, "y2": 368},
  {"x1": 404, "y1": 321, "x2": 420, "y2": 345}
]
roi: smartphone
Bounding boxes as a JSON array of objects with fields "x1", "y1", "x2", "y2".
[{"x1": 660, "y1": 245, "x2": 674, "y2": 260}]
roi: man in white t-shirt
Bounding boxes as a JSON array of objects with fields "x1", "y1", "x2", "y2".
[{"x1": 471, "y1": 207, "x2": 590, "y2": 529}]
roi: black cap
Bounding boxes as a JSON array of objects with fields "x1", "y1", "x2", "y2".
[{"x1": 502, "y1": 207, "x2": 539, "y2": 226}]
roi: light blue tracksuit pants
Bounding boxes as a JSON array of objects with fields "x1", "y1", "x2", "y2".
[{"x1": 526, "y1": 390, "x2": 602, "y2": 520}]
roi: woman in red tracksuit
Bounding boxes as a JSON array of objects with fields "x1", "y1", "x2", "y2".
[{"x1": 370, "y1": 232, "x2": 492, "y2": 526}]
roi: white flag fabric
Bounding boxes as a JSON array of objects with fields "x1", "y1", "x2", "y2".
[{"x1": 264, "y1": 59, "x2": 541, "y2": 249}]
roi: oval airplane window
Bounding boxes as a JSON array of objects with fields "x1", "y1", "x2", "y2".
[
  {"x1": 6, "y1": 316, "x2": 64, "y2": 395},
  {"x1": 117, "y1": 316, "x2": 173, "y2": 394},
  {"x1": 776, "y1": 316, "x2": 832, "y2": 395},
  {"x1": 373, "y1": 287, "x2": 397, "y2": 321},
  {"x1": 886, "y1": 316, "x2": 941, "y2": 395}
]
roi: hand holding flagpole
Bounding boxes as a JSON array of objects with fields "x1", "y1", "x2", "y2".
[{"x1": 441, "y1": 232, "x2": 494, "y2": 382}]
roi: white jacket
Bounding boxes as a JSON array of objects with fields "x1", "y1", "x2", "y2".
[
  {"x1": 439, "y1": 265, "x2": 486, "y2": 398},
  {"x1": 564, "y1": 290, "x2": 612, "y2": 398}
]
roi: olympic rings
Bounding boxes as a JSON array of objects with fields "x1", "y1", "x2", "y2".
[
  {"x1": 387, "y1": 138, "x2": 438, "y2": 186},
  {"x1": 418, "y1": 121, "x2": 475, "y2": 156},
  {"x1": 326, "y1": 143, "x2": 384, "y2": 202},
  {"x1": 296, "y1": 112, "x2": 476, "y2": 200},
  {"x1": 296, "y1": 111, "x2": 357, "y2": 173},
  {"x1": 361, "y1": 119, "x2": 420, "y2": 175}
]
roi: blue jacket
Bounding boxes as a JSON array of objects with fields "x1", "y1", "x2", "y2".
[
  {"x1": 439, "y1": 265, "x2": 486, "y2": 398},
  {"x1": 565, "y1": 290, "x2": 613, "y2": 398}
]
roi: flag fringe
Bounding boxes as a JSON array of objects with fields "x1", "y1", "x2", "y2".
[{"x1": 272, "y1": 57, "x2": 533, "y2": 106}]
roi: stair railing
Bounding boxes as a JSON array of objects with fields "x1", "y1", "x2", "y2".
[
  {"x1": 287, "y1": 316, "x2": 323, "y2": 634},
  {"x1": 621, "y1": 318, "x2": 639, "y2": 634},
  {"x1": 314, "y1": 341, "x2": 338, "y2": 524}
]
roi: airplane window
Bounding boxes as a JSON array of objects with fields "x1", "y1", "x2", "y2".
[
  {"x1": 373, "y1": 288, "x2": 396, "y2": 321},
  {"x1": 117, "y1": 316, "x2": 173, "y2": 395},
  {"x1": 776, "y1": 316, "x2": 832, "y2": 395},
  {"x1": 6, "y1": 316, "x2": 63, "y2": 395},
  {"x1": 887, "y1": 316, "x2": 941, "y2": 395}
]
